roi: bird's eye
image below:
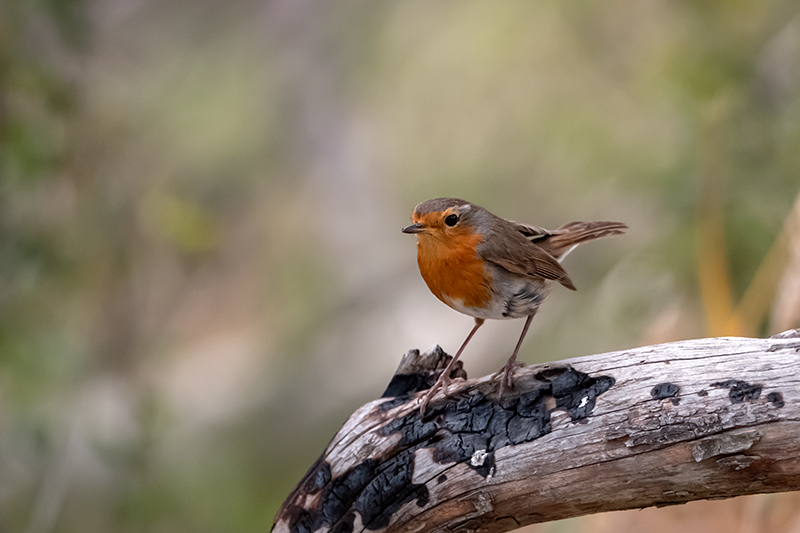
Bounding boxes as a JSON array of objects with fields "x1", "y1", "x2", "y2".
[{"x1": 444, "y1": 214, "x2": 459, "y2": 227}]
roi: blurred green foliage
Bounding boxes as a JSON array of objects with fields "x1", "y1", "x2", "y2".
[{"x1": 1, "y1": 0, "x2": 799, "y2": 532}]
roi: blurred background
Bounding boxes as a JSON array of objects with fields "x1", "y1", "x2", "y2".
[{"x1": 2, "y1": 0, "x2": 800, "y2": 532}]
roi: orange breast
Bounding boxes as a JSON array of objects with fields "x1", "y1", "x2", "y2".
[{"x1": 416, "y1": 229, "x2": 492, "y2": 310}]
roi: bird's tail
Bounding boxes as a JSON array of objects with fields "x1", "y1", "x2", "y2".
[{"x1": 535, "y1": 221, "x2": 627, "y2": 260}]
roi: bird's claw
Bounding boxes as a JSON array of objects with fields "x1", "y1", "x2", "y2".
[
  {"x1": 493, "y1": 359, "x2": 525, "y2": 394},
  {"x1": 417, "y1": 371, "x2": 457, "y2": 415}
]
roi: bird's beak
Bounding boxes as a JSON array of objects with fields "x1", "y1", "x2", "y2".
[{"x1": 402, "y1": 223, "x2": 425, "y2": 234}]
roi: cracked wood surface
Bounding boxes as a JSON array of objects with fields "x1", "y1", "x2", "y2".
[{"x1": 272, "y1": 330, "x2": 800, "y2": 533}]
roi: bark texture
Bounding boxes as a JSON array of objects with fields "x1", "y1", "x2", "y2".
[{"x1": 273, "y1": 329, "x2": 800, "y2": 533}]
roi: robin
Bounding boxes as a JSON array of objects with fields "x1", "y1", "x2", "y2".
[{"x1": 402, "y1": 197, "x2": 626, "y2": 413}]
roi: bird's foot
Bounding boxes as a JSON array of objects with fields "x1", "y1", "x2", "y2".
[
  {"x1": 492, "y1": 359, "x2": 525, "y2": 395},
  {"x1": 417, "y1": 371, "x2": 456, "y2": 415}
]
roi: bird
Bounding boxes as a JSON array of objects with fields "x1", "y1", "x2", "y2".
[{"x1": 402, "y1": 197, "x2": 626, "y2": 413}]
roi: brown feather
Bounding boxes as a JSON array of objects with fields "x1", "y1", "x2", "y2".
[
  {"x1": 480, "y1": 220, "x2": 627, "y2": 291},
  {"x1": 478, "y1": 220, "x2": 576, "y2": 290},
  {"x1": 531, "y1": 221, "x2": 628, "y2": 259}
]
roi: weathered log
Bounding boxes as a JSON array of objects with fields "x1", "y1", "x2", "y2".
[{"x1": 272, "y1": 329, "x2": 800, "y2": 533}]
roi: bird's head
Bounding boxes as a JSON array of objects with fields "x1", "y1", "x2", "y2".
[{"x1": 401, "y1": 198, "x2": 479, "y2": 241}]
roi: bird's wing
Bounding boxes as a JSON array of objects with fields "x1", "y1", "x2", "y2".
[
  {"x1": 509, "y1": 221, "x2": 554, "y2": 242},
  {"x1": 480, "y1": 227, "x2": 576, "y2": 290}
]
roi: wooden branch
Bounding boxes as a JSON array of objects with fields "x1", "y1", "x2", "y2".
[{"x1": 272, "y1": 329, "x2": 800, "y2": 533}]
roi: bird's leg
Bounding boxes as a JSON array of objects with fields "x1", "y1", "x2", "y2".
[
  {"x1": 494, "y1": 313, "x2": 535, "y2": 393},
  {"x1": 418, "y1": 318, "x2": 484, "y2": 415}
]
